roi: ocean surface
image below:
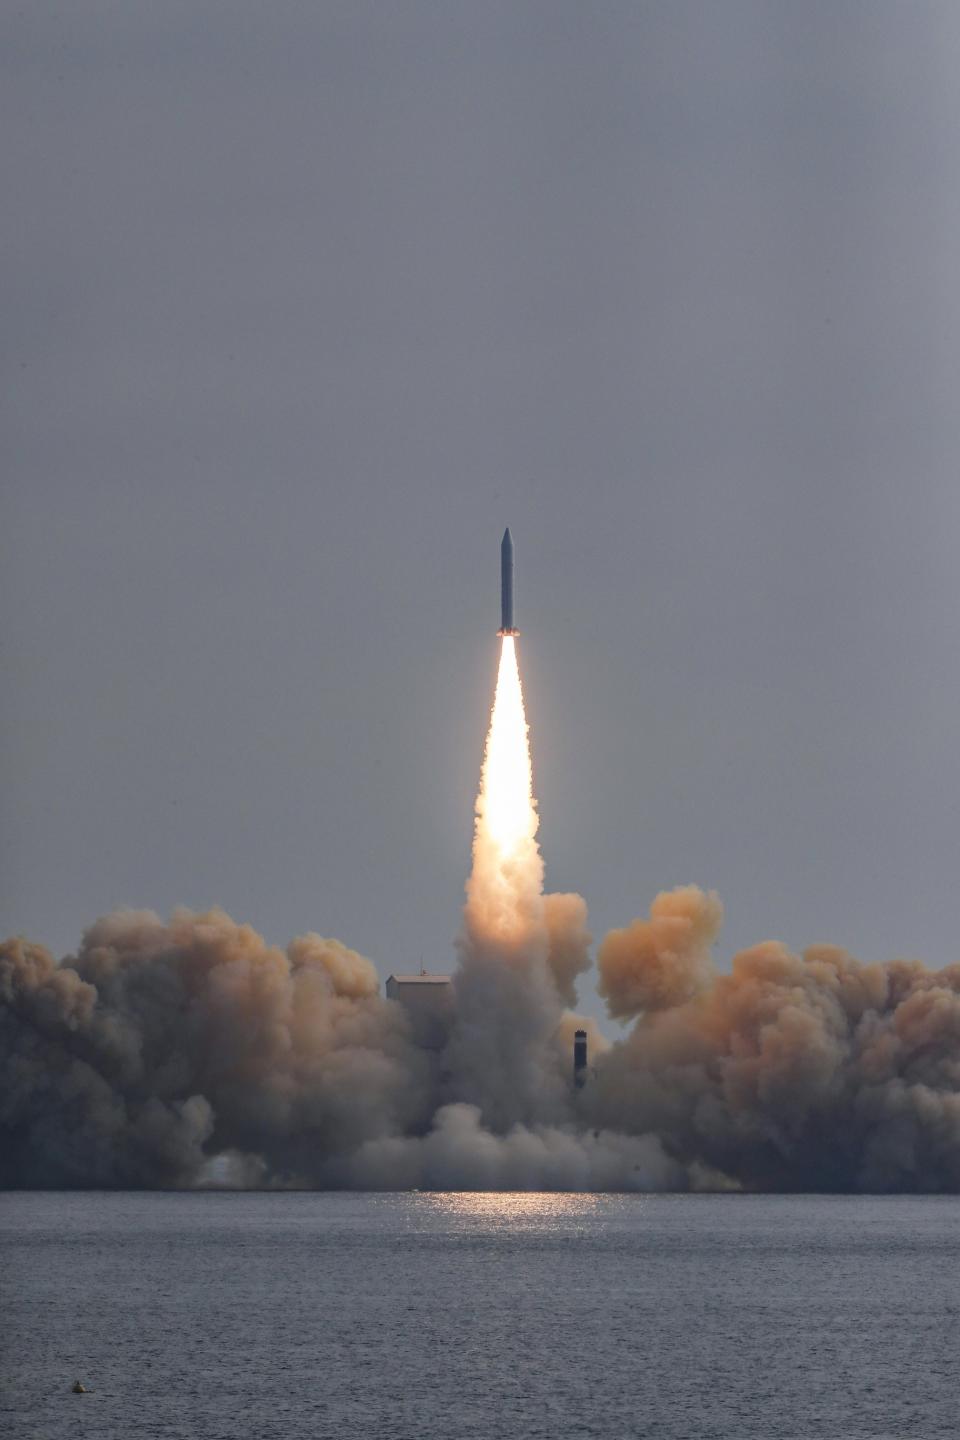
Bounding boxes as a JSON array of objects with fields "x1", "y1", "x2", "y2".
[{"x1": 2, "y1": 1191, "x2": 958, "y2": 1440}]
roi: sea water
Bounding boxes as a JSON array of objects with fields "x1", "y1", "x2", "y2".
[{"x1": 2, "y1": 1191, "x2": 958, "y2": 1439}]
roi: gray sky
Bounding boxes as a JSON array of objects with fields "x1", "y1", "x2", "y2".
[{"x1": 5, "y1": 2, "x2": 960, "y2": 1029}]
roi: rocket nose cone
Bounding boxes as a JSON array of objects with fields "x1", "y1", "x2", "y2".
[{"x1": 502, "y1": 527, "x2": 512, "y2": 548}]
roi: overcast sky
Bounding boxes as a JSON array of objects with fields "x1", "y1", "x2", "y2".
[{"x1": 4, "y1": 2, "x2": 960, "y2": 1026}]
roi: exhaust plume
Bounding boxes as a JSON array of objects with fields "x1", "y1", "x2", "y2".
[
  {"x1": 448, "y1": 634, "x2": 574, "y2": 1132},
  {"x1": 5, "y1": 634, "x2": 960, "y2": 1191},
  {"x1": 463, "y1": 636, "x2": 543, "y2": 947}
]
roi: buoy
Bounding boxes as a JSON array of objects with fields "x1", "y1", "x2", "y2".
[{"x1": 71, "y1": 1381, "x2": 86, "y2": 1394}]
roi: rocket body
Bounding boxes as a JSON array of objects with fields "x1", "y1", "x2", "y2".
[{"x1": 499, "y1": 527, "x2": 518, "y2": 635}]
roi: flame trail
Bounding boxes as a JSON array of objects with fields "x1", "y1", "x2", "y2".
[
  {"x1": 464, "y1": 636, "x2": 545, "y2": 947},
  {"x1": 451, "y1": 633, "x2": 566, "y2": 1133},
  {"x1": 478, "y1": 637, "x2": 536, "y2": 860}
]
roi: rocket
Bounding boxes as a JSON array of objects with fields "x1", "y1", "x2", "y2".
[{"x1": 498, "y1": 527, "x2": 518, "y2": 635}]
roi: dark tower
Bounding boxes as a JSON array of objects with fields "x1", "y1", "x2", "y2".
[{"x1": 573, "y1": 1029, "x2": 588, "y2": 1089}]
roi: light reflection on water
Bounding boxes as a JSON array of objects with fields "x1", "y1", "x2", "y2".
[
  {"x1": 408, "y1": 1189, "x2": 633, "y2": 1229},
  {"x1": 415, "y1": 1189, "x2": 600, "y2": 1217}
]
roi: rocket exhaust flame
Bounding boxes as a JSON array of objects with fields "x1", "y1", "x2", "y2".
[
  {"x1": 462, "y1": 633, "x2": 546, "y2": 952},
  {"x1": 478, "y1": 637, "x2": 536, "y2": 864}
]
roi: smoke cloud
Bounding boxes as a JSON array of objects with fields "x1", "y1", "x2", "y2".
[
  {"x1": 597, "y1": 885, "x2": 722, "y2": 1017},
  {"x1": 6, "y1": 890, "x2": 960, "y2": 1191},
  {"x1": 0, "y1": 909, "x2": 431, "y2": 1188},
  {"x1": 544, "y1": 892, "x2": 593, "y2": 1009},
  {"x1": 587, "y1": 892, "x2": 960, "y2": 1192}
]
